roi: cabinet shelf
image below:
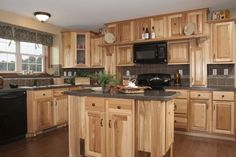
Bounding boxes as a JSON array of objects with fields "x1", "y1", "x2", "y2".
[
  {"x1": 101, "y1": 34, "x2": 208, "y2": 47},
  {"x1": 207, "y1": 18, "x2": 236, "y2": 24}
]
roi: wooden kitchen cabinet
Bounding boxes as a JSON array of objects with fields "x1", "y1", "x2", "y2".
[
  {"x1": 212, "y1": 91, "x2": 234, "y2": 135},
  {"x1": 190, "y1": 91, "x2": 211, "y2": 132},
  {"x1": 76, "y1": 32, "x2": 91, "y2": 67},
  {"x1": 106, "y1": 98, "x2": 135, "y2": 157},
  {"x1": 90, "y1": 36, "x2": 104, "y2": 67},
  {"x1": 53, "y1": 95, "x2": 68, "y2": 125},
  {"x1": 62, "y1": 32, "x2": 77, "y2": 68},
  {"x1": 117, "y1": 21, "x2": 133, "y2": 42},
  {"x1": 133, "y1": 18, "x2": 151, "y2": 40},
  {"x1": 116, "y1": 45, "x2": 134, "y2": 66},
  {"x1": 167, "y1": 13, "x2": 185, "y2": 37},
  {"x1": 165, "y1": 101, "x2": 175, "y2": 152},
  {"x1": 190, "y1": 39, "x2": 207, "y2": 87},
  {"x1": 211, "y1": 21, "x2": 235, "y2": 63},
  {"x1": 186, "y1": 10, "x2": 207, "y2": 35},
  {"x1": 104, "y1": 46, "x2": 117, "y2": 75},
  {"x1": 168, "y1": 40, "x2": 189, "y2": 64},
  {"x1": 36, "y1": 98, "x2": 54, "y2": 131},
  {"x1": 85, "y1": 97, "x2": 105, "y2": 157},
  {"x1": 151, "y1": 16, "x2": 167, "y2": 38}
]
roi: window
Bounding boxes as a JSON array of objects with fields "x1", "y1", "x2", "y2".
[
  {"x1": 0, "y1": 38, "x2": 16, "y2": 72},
  {"x1": 0, "y1": 38, "x2": 47, "y2": 73},
  {"x1": 20, "y1": 42, "x2": 44, "y2": 72}
]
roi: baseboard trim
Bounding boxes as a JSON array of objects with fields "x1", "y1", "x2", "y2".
[{"x1": 175, "y1": 131, "x2": 235, "y2": 141}]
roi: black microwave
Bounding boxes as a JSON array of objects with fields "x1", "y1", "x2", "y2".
[{"x1": 133, "y1": 42, "x2": 167, "y2": 64}]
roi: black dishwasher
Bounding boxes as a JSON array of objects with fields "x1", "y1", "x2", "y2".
[{"x1": 0, "y1": 89, "x2": 27, "y2": 144}]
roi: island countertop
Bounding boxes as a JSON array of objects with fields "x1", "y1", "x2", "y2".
[{"x1": 64, "y1": 89, "x2": 179, "y2": 101}]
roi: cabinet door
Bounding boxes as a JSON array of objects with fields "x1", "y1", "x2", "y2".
[
  {"x1": 168, "y1": 40, "x2": 189, "y2": 64},
  {"x1": 165, "y1": 101, "x2": 174, "y2": 152},
  {"x1": 213, "y1": 101, "x2": 234, "y2": 135},
  {"x1": 85, "y1": 111, "x2": 105, "y2": 157},
  {"x1": 54, "y1": 96, "x2": 68, "y2": 125},
  {"x1": 118, "y1": 21, "x2": 133, "y2": 42},
  {"x1": 62, "y1": 32, "x2": 76, "y2": 68},
  {"x1": 76, "y1": 33, "x2": 91, "y2": 67},
  {"x1": 212, "y1": 22, "x2": 234, "y2": 62},
  {"x1": 133, "y1": 18, "x2": 151, "y2": 40},
  {"x1": 104, "y1": 46, "x2": 116, "y2": 75},
  {"x1": 186, "y1": 11, "x2": 204, "y2": 35},
  {"x1": 151, "y1": 16, "x2": 167, "y2": 38},
  {"x1": 36, "y1": 98, "x2": 54, "y2": 131},
  {"x1": 167, "y1": 14, "x2": 185, "y2": 37},
  {"x1": 190, "y1": 100, "x2": 209, "y2": 131},
  {"x1": 107, "y1": 113, "x2": 134, "y2": 157},
  {"x1": 116, "y1": 45, "x2": 133, "y2": 66},
  {"x1": 190, "y1": 39, "x2": 207, "y2": 87},
  {"x1": 91, "y1": 37, "x2": 103, "y2": 67}
]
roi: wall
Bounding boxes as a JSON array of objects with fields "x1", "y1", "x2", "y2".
[{"x1": 0, "y1": 9, "x2": 65, "y2": 66}]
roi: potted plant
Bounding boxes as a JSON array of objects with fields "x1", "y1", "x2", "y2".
[{"x1": 92, "y1": 71, "x2": 118, "y2": 93}]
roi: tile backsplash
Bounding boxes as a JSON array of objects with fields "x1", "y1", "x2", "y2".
[{"x1": 207, "y1": 64, "x2": 235, "y2": 87}]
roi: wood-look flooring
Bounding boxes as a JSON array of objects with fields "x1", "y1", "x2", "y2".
[{"x1": 0, "y1": 128, "x2": 235, "y2": 157}]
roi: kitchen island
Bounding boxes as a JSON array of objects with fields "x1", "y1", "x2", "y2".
[{"x1": 64, "y1": 89, "x2": 179, "y2": 157}]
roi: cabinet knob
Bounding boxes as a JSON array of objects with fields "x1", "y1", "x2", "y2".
[
  {"x1": 100, "y1": 119, "x2": 103, "y2": 127},
  {"x1": 109, "y1": 120, "x2": 112, "y2": 128},
  {"x1": 117, "y1": 106, "x2": 121, "y2": 109},
  {"x1": 43, "y1": 93, "x2": 45, "y2": 96},
  {"x1": 174, "y1": 104, "x2": 177, "y2": 111},
  {"x1": 198, "y1": 94, "x2": 201, "y2": 97},
  {"x1": 222, "y1": 95, "x2": 224, "y2": 98},
  {"x1": 92, "y1": 103, "x2": 95, "y2": 107},
  {"x1": 174, "y1": 120, "x2": 177, "y2": 123}
]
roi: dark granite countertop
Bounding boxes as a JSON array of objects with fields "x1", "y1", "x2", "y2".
[
  {"x1": 64, "y1": 89, "x2": 180, "y2": 101},
  {"x1": 164, "y1": 85, "x2": 236, "y2": 91},
  {"x1": 0, "y1": 88, "x2": 27, "y2": 93},
  {"x1": 17, "y1": 84, "x2": 93, "y2": 90}
]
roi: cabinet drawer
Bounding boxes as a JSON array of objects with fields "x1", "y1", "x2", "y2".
[
  {"x1": 34, "y1": 90, "x2": 52, "y2": 99},
  {"x1": 53, "y1": 88, "x2": 69, "y2": 97},
  {"x1": 166, "y1": 89, "x2": 188, "y2": 99},
  {"x1": 85, "y1": 97, "x2": 105, "y2": 112},
  {"x1": 213, "y1": 91, "x2": 234, "y2": 101},
  {"x1": 190, "y1": 91, "x2": 211, "y2": 100},
  {"x1": 174, "y1": 99, "x2": 187, "y2": 114},
  {"x1": 107, "y1": 99, "x2": 134, "y2": 111},
  {"x1": 174, "y1": 117, "x2": 188, "y2": 128}
]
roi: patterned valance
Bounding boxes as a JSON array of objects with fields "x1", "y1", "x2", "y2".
[{"x1": 0, "y1": 22, "x2": 53, "y2": 46}]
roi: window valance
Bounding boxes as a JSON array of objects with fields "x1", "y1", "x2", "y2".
[{"x1": 0, "y1": 22, "x2": 53, "y2": 46}]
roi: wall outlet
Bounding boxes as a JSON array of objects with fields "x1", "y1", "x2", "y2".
[
  {"x1": 224, "y1": 69, "x2": 229, "y2": 75},
  {"x1": 178, "y1": 69, "x2": 183, "y2": 76},
  {"x1": 212, "y1": 69, "x2": 217, "y2": 75}
]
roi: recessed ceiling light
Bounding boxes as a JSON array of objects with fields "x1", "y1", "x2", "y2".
[{"x1": 34, "y1": 11, "x2": 51, "y2": 22}]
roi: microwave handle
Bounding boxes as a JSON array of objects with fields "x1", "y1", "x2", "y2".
[{"x1": 155, "y1": 50, "x2": 158, "y2": 57}]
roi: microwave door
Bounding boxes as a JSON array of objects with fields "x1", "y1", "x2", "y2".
[{"x1": 134, "y1": 50, "x2": 157, "y2": 63}]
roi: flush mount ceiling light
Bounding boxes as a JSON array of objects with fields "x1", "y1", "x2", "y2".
[{"x1": 34, "y1": 11, "x2": 51, "y2": 22}]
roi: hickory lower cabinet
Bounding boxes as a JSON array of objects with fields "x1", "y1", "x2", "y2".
[
  {"x1": 68, "y1": 96, "x2": 175, "y2": 157},
  {"x1": 190, "y1": 90, "x2": 212, "y2": 132},
  {"x1": 212, "y1": 91, "x2": 235, "y2": 135}
]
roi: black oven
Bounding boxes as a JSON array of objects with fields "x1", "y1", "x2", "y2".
[{"x1": 133, "y1": 42, "x2": 167, "y2": 64}]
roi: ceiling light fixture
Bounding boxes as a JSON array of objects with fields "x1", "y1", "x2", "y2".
[{"x1": 34, "y1": 11, "x2": 51, "y2": 22}]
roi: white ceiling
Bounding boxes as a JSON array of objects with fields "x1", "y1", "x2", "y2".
[{"x1": 0, "y1": 0, "x2": 236, "y2": 30}]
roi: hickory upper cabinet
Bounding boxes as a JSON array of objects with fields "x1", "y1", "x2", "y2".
[
  {"x1": 117, "y1": 21, "x2": 133, "y2": 42},
  {"x1": 151, "y1": 16, "x2": 167, "y2": 38},
  {"x1": 186, "y1": 9, "x2": 208, "y2": 35},
  {"x1": 167, "y1": 13, "x2": 185, "y2": 37},
  {"x1": 62, "y1": 32, "x2": 91, "y2": 68},
  {"x1": 116, "y1": 45, "x2": 134, "y2": 66},
  {"x1": 62, "y1": 32, "x2": 76, "y2": 68},
  {"x1": 133, "y1": 18, "x2": 151, "y2": 40},
  {"x1": 168, "y1": 40, "x2": 189, "y2": 64},
  {"x1": 90, "y1": 36, "x2": 104, "y2": 67},
  {"x1": 211, "y1": 21, "x2": 235, "y2": 63}
]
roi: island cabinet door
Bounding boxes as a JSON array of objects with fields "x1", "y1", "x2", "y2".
[
  {"x1": 190, "y1": 100, "x2": 209, "y2": 132},
  {"x1": 85, "y1": 111, "x2": 105, "y2": 157},
  {"x1": 53, "y1": 95, "x2": 68, "y2": 125},
  {"x1": 107, "y1": 112, "x2": 134, "y2": 157}
]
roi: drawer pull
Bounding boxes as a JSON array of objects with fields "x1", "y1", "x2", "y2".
[
  {"x1": 174, "y1": 120, "x2": 177, "y2": 123},
  {"x1": 92, "y1": 103, "x2": 95, "y2": 107},
  {"x1": 117, "y1": 106, "x2": 121, "y2": 109},
  {"x1": 198, "y1": 94, "x2": 201, "y2": 97},
  {"x1": 222, "y1": 95, "x2": 224, "y2": 98},
  {"x1": 43, "y1": 93, "x2": 45, "y2": 96}
]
